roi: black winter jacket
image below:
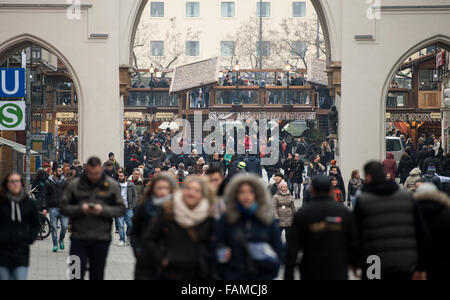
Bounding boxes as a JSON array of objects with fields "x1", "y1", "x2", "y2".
[
  {"x1": 131, "y1": 199, "x2": 164, "y2": 280},
  {"x1": 354, "y1": 181, "x2": 429, "y2": 276},
  {"x1": 0, "y1": 195, "x2": 40, "y2": 268},
  {"x1": 142, "y1": 201, "x2": 215, "y2": 280},
  {"x1": 285, "y1": 196, "x2": 358, "y2": 280},
  {"x1": 398, "y1": 156, "x2": 416, "y2": 183},
  {"x1": 415, "y1": 191, "x2": 450, "y2": 280},
  {"x1": 42, "y1": 176, "x2": 68, "y2": 209}
]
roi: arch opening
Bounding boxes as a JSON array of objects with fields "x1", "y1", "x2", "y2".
[
  {"x1": 382, "y1": 35, "x2": 450, "y2": 170},
  {"x1": 0, "y1": 34, "x2": 82, "y2": 174}
]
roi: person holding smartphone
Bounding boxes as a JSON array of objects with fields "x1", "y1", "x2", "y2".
[{"x1": 60, "y1": 157, "x2": 125, "y2": 280}]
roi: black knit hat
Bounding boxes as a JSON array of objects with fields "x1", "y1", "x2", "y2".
[{"x1": 311, "y1": 176, "x2": 332, "y2": 194}]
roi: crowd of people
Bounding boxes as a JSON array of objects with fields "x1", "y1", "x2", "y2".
[
  {"x1": 384, "y1": 132, "x2": 450, "y2": 192},
  {"x1": 1, "y1": 129, "x2": 450, "y2": 280}
]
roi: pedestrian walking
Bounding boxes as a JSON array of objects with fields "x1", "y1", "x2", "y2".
[
  {"x1": 347, "y1": 169, "x2": 363, "y2": 207},
  {"x1": 117, "y1": 170, "x2": 137, "y2": 246},
  {"x1": 0, "y1": 173, "x2": 40, "y2": 280},
  {"x1": 329, "y1": 165, "x2": 346, "y2": 201},
  {"x1": 215, "y1": 174, "x2": 283, "y2": 280},
  {"x1": 272, "y1": 182, "x2": 296, "y2": 241},
  {"x1": 131, "y1": 174, "x2": 177, "y2": 280},
  {"x1": 331, "y1": 176, "x2": 345, "y2": 206},
  {"x1": 284, "y1": 176, "x2": 358, "y2": 280},
  {"x1": 291, "y1": 153, "x2": 304, "y2": 199},
  {"x1": 398, "y1": 153, "x2": 416, "y2": 184},
  {"x1": 414, "y1": 183, "x2": 450, "y2": 280},
  {"x1": 42, "y1": 165, "x2": 69, "y2": 252},
  {"x1": 404, "y1": 168, "x2": 422, "y2": 192},
  {"x1": 129, "y1": 168, "x2": 144, "y2": 206},
  {"x1": 60, "y1": 157, "x2": 126, "y2": 280},
  {"x1": 383, "y1": 152, "x2": 398, "y2": 180},
  {"x1": 354, "y1": 161, "x2": 429, "y2": 280},
  {"x1": 142, "y1": 176, "x2": 216, "y2": 280}
]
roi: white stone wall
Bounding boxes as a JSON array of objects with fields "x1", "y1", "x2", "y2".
[{"x1": 0, "y1": 0, "x2": 124, "y2": 165}]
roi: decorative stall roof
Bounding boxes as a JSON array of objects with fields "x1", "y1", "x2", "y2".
[
  {"x1": 307, "y1": 58, "x2": 327, "y2": 86},
  {"x1": 170, "y1": 57, "x2": 220, "y2": 94}
]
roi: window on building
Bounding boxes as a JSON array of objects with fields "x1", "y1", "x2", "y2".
[
  {"x1": 292, "y1": 2, "x2": 306, "y2": 17},
  {"x1": 221, "y1": 2, "x2": 235, "y2": 17},
  {"x1": 186, "y1": 2, "x2": 200, "y2": 17},
  {"x1": 186, "y1": 41, "x2": 200, "y2": 56},
  {"x1": 150, "y1": 2, "x2": 164, "y2": 17},
  {"x1": 150, "y1": 41, "x2": 164, "y2": 56},
  {"x1": 256, "y1": 2, "x2": 271, "y2": 18},
  {"x1": 257, "y1": 41, "x2": 271, "y2": 57},
  {"x1": 292, "y1": 41, "x2": 307, "y2": 56},
  {"x1": 419, "y1": 69, "x2": 439, "y2": 91},
  {"x1": 221, "y1": 41, "x2": 235, "y2": 57}
]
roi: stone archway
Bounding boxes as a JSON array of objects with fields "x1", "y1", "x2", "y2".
[{"x1": 0, "y1": 33, "x2": 84, "y2": 161}]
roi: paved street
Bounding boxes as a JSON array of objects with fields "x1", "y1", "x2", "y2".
[{"x1": 29, "y1": 232, "x2": 136, "y2": 280}]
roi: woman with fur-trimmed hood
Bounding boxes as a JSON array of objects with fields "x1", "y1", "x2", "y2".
[
  {"x1": 404, "y1": 168, "x2": 422, "y2": 192},
  {"x1": 214, "y1": 174, "x2": 283, "y2": 280},
  {"x1": 142, "y1": 176, "x2": 216, "y2": 280},
  {"x1": 414, "y1": 183, "x2": 450, "y2": 280}
]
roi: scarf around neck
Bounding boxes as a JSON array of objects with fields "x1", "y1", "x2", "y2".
[
  {"x1": 7, "y1": 191, "x2": 25, "y2": 223},
  {"x1": 350, "y1": 178, "x2": 362, "y2": 189},
  {"x1": 173, "y1": 192, "x2": 210, "y2": 229}
]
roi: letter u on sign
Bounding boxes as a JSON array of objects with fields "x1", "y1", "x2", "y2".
[{"x1": 0, "y1": 68, "x2": 25, "y2": 98}]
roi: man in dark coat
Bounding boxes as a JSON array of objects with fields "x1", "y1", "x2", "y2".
[
  {"x1": 417, "y1": 146, "x2": 432, "y2": 172},
  {"x1": 285, "y1": 176, "x2": 359, "y2": 280},
  {"x1": 398, "y1": 153, "x2": 416, "y2": 184},
  {"x1": 61, "y1": 157, "x2": 126, "y2": 280},
  {"x1": 42, "y1": 165, "x2": 69, "y2": 252},
  {"x1": 354, "y1": 161, "x2": 429, "y2": 280}
]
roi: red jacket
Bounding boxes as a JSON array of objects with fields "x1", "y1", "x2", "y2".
[{"x1": 383, "y1": 152, "x2": 398, "y2": 179}]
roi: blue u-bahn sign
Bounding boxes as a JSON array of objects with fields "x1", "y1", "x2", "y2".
[{"x1": 0, "y1": 68, "x2": 25, "y2": 98}]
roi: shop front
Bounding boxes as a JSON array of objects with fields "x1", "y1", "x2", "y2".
[{"x1": 386, "y1": 112, "x2": 441, "y2": 143}]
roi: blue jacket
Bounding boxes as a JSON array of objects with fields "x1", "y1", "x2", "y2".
[{"x1": 245, "y1": 155, "x2": 262, "y2": 177}]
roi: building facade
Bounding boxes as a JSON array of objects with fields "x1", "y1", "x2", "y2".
[{"x1": 134, "y1": 0, "x2": 323, "y2": 71}]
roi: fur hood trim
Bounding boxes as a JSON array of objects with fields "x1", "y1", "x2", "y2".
[{"x1": 224, "y1": 174, "x2": 273, "y2": 225}]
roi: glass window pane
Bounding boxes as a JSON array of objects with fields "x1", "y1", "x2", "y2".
[
  {"x1": 150, "y1": 41, "x2": 164, "y2": 56},
  {"x1": 221, "y1": 41, "x2": 235, "y2": 57},
  {"x1": 257, "y1": 2, "x2": 271, "y2": 17},
  {"x1": 221, "y1": 2, "x2": 235, "y2": 17},
  {"x1": 186, "y1": 41, "x2": 199, "y2": 56},
  {"x1": 150, "y1": 2, "x2": 164, "y2": 17},
  {"x1": 293, "y1": 2, "x2": 306, "y2": 17},
  {"x1": 186, "y1": 2, "x2": 200, "y2": 17}
]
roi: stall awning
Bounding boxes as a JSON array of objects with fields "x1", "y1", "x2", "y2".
[{"x1": 0, "y1": 138, "x2": 38, "y2": 155}]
